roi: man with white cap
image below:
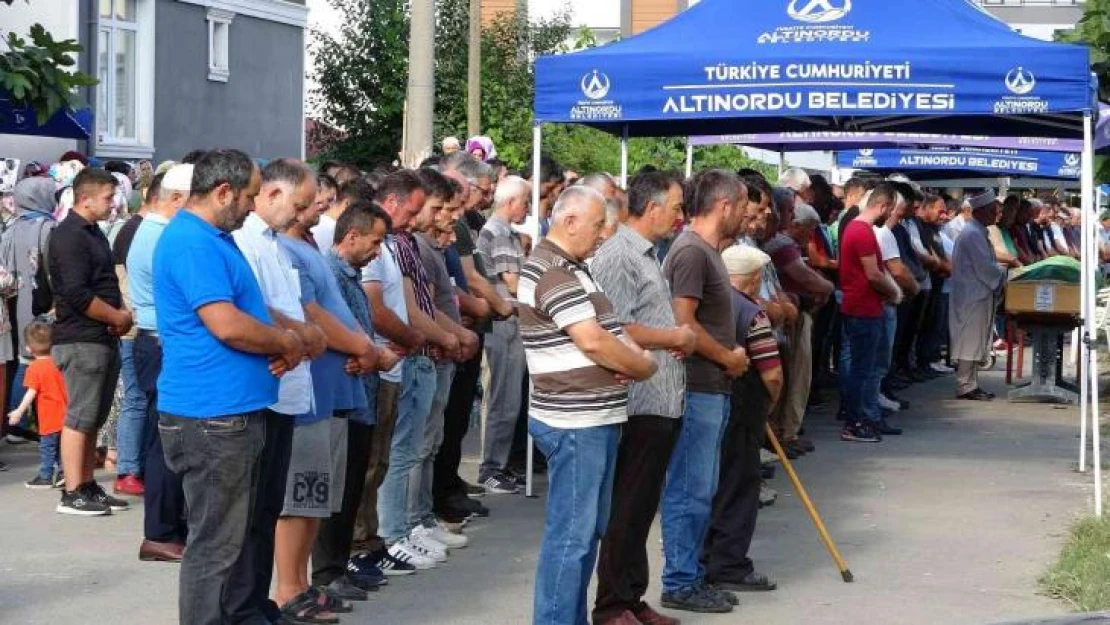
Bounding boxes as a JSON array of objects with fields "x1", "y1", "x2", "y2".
[
  {"x1": 950, "y1": 190, "x2": 1005, "y2": 401},
  {"x1": 126, "y1": 163, "x2": 193, "y2": 561},
  {"x1": 702, "y1": 244, "x2": 783, "y2": 594}
]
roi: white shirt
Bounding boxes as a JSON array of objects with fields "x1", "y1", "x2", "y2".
[
  {"x1": 312, "y1": 214, "x2": 337, "y2": 251},
  {"x1": 361, "y1": 236, "x2": 408, "y2": 383},
  {"x1": 232, "y1": 213, "x2": 313, "y2": 416},
  {"x1": 874, "y1": 225, "x2": 900, "y2": 262}
]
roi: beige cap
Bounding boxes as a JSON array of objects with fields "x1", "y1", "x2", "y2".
[
  {"x1": 722, "y1": 244, "x2": 771, "y2": 276},
  {"x1": 161, "y1": 164, "x2": 193, "y2": 192}
]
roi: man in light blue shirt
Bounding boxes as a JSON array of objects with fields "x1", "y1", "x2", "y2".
[{"x1": 125, "y1": 163, "x2": 191, "y2": 562}]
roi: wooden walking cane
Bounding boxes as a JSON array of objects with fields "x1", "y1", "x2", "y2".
[{"x1": 764, "y1": 424, "x2": 854, "y2": 583}]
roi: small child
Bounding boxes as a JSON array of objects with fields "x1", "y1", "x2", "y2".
[{"x1": 8, "y1": 320, "x2": 68, "y2": 489}]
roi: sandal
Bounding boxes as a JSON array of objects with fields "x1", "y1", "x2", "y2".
[
  {"x1": 311, "y1": 586, "x2": 353, "y2": 614},
  {"x1": 279, "y1": 590, "x2": 339, "y2": 624}
]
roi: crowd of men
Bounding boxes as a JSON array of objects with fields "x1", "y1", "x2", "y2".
[{"x1": 0, "y1": 143, "x2": 1054, "y2": 625}]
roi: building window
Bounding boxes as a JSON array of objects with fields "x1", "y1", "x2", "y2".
[
  {"x1": 98, "y1": 0, "x2": 138, "y2": 141},
  {"x1": 207, "y1": 8, "x2": 234, "y2": 82},
  {"x1": 97, "y1": 0, "x2": 155, "y2": 158}
]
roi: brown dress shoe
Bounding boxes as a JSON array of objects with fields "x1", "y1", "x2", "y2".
[
  {"x1": 634, "y1": 604, "x2": 680, "y2": 625},
  {"x1": 139, "y1": 539, "x2": 184, "y2": 562},
  {"x1": 599, "y1": 610, "x2": 643, "y2": 625}
]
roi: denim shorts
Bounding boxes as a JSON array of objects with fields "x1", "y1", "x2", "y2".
[{"x1": 53, "y1": 342, "x2": 121, "y2": 434}]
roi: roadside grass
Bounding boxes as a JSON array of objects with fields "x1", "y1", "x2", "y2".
[{"x1": 1040, "y1": 515, "x2": 1110, "y2": 611}]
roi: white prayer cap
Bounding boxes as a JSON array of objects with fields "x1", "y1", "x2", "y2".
[
  {"x1": 722, "y1": 244, "x2": 771, "y2": 276},
  {"x1": 162, "y1": 164, "x2": 194, "y2": 192}
]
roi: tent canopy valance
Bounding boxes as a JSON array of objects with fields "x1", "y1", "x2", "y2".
[
  {"x1": 837, "y1": 147, "x2": 1082, "y2": 181},
  {"x1": 0, "y1": 95, "x2": 93, "y2": 140},
  {"x1": 534, "y1": 0, "x2": 1094, "y2": 138},
  {"x1": 691, "y1": 132, "x2": 1085, "y2": 153}
]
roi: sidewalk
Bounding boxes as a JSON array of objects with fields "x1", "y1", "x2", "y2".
[{"x1": 0, "y1": 366, "x2": 1093, "y2": 624}]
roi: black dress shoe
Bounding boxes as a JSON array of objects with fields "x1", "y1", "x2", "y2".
[
  {"x1": 957, "y1": 389, "x2": 993, "y2": 401},
  {"x1": 710, "y1": 571, "x2": 778, "y2": 592},
  {"x1": 876, "y1": 419, "x2": 903, "y2": 436}
]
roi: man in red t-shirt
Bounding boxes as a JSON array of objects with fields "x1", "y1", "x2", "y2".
[{"x1": 838, "y1": 184, "x2": 901, "y2": 443}]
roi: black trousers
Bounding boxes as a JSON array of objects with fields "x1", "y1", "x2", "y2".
[
  {"x1": 433, "y1": 334, "x2": 483, "y2": 504},
  {"x1": 135, "y1": 333, "x2": 187, "y2": 544},
  {"x1": 225, "y1": 408, "x2": 294, "y2": 624},
  {"x1": 811, "y1": 299, "x2": 838, "y2": 381},
  {"x1": 313, "y1": 420, "x2": 374, "y2": 586},
  {"x1": 893, "y1": 290, "x2": 928, "y2": 373},
  {"x1": 592, "y1": 415, "x2": 681, "y2": 624},
  {"x1": 701, "y1": 384, "x2": 769, "y2": 583}
]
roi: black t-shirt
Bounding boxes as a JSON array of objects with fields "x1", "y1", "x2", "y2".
[
  {"x1": 112, "y1": 214, "x2": 144, "y2": 265},
  {"x1": 48, "y1": 212, "x2": 122, "y2": 345}
]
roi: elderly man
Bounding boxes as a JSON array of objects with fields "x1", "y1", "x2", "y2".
[
  {"x1": 520, "y1": 185, "x2": 658, "y2": 625},
  {"x1": 590, "y1": 170, "x2": 696, "y2": 625},
  {"x1": 778, "y1": 167, "x2": 813, "y2": 204},
  {"x1": 950, "y1": 191, "x2": 1006, "y2": 401},
  {"x1": 127, "y1": 164, "x2": 192, "y2": 561},
  {"x1": 702, "y1": 244, "x2": 783, "y2": 594},
  {"x1": 660, "y1": 170, "x2": 750, "y2": 614},
  {"x1": 763, "y1": 192, "x2": 833, "y2": 455},
  {"x1": 476, "y1": 176, "x2": 532, "y2": 494}
]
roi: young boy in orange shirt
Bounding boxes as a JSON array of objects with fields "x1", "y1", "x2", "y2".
[{"x1": 8, "y1": 320, "x2": 68, "y2": 489}]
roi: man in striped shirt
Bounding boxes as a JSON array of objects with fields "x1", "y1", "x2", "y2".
[
  {"x1": 519, "y1": 186, "x2": 657, "y2": 625},
  {"x1": 590, "y1": 170, "x2": 696, "y2": 625}
]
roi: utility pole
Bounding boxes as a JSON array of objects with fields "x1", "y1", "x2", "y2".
[
  {"x1": 403, "y1": 0, "x2": 435, "y2": 166},
  {"x1": 467, "y1": 0, "x2": 481, "y2": 136}
]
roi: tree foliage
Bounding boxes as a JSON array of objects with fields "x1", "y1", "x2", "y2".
[
  {"x1": 0, "y1": 16, "x2": 97, "y2": 125},
  {"x1": 312, "y1": 0, "x2": 773, "y2": 176},
  {"x1": 308, "y1": 0, "x2": 410, "y2": 167},
  {"x1": 1057, "y1": 3, "x2": 1108, "y2": 182}
]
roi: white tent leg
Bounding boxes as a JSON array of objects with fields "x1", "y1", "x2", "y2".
[
  {"x1": 526, "y1": 124, "x2": 542, "y2": 499},
  {"x1": 685, "y1": 138, "x2": 693, "y2": 179},
  {"x1": 621, "y1": 125, "x2": 629, "y2": 187},
  {"x1": 1083, "y1": 110, "x2": 1101, "y2": 515}
]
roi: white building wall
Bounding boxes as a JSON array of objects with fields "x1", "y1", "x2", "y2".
[{"x1": 0, "y1": 0, "x2": 81, "y2": 166}]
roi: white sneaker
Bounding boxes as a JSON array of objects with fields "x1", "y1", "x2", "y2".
[
  {"x1": 408, "y1": 529, "x2": 448, "y2": 562},
  {"x1": 388, "y1": 539, "x2": 437, "y2": 570},
  {"x1": 422, "y1": 520, "x2": 468, "y2": 549},
  {"x1": 878, "y1": 394, "x2": 900, "y2": 412},
  {"x1": 930, "y1": 361, "x2": 954, "y2": 374},
  {"x1": 759, "y1": 449, "x2": 779, "y2": 465}
]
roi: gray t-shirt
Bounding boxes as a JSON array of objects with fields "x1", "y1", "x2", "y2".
[
  {"x1": 662, "y1": 230, "x2": 736, "y2": 395},
  {"x1": 415, "y1": 232, "x2": 461, "y2": 323}
]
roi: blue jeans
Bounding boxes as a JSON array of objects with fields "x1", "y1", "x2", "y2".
[
  {"x1": 843, "y1": 315, "x2": 885, "y2": 425},
  {"x1": 115, "y1": 338, "x2": 149, "y2": 476},
  {"x1": 875, "y1": 305, "x2": 897, "y2": 386},
  {"x1": 38, "y1": 432, "x2": 59, "y2": 479},
  {"x1": 529, "y1": 418, "x2": 620, "y2": 625},
  {"x1": 9, "y1": 362, "x2": 26, "y2": 423},
  {"x1": 660, "y1": 392, "x2": 730, "y2": 592},
  {"x1": 378, "y1": 355, "x2": 436, "y2": 543},
  {"x1": 408, "y1": 361, "x2": 454, "y2": 528}
]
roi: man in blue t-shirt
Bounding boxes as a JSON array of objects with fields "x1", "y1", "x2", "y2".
[{"x1": 153, "y1": 149, "x2": 305, "y2": 625}]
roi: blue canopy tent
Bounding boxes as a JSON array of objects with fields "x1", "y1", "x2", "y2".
[
  {"x1": 0, "y1": 97, "x2": 93, "y2": 140},
  {"x1": 690, "y1": 132, "x2": 1083, "y2": 154},
  {"x1": 837, "y1": 146, "x2": 1082, "y2": 181},
  {"x1": 532, "y1": 0, "x2": 1103, "y2": 511}
]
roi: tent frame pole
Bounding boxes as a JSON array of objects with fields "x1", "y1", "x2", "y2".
[
  {"x1": 621, "y1": 125, "x2": 629, "y2": 187},
  {"x1": 685, "y1": 137, "x2": 693, "y2": 179},
  {"x1": 1083, "y1": 110, "x2": 1102, "y2": 515},
  {"x1": 526, "y1": 123, "x2": 542, "y2": 499},
  {"x1": 778, "y1": 149, "x2": 785, "y2": 176}
]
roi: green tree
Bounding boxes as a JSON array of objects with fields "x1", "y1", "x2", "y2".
[
  {"x1": 308, "y1": 0, "x2": 410, "y2": 167},
  {"x1": 1, "y1": 2, "x2": 97, "y2": 125},
  {"x1": 1057, "y1": 3, "x2": 1107, "y2": 182}
]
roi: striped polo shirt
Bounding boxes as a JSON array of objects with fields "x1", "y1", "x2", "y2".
[{"x1": 519, "y1": 238, "x2": 629, "y2": 429}]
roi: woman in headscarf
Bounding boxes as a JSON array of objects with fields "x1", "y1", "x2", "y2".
[{"x1": 465, "y1": 135, "x2": 497, "y2": 162}]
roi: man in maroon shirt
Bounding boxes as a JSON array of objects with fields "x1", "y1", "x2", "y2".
[{"x1": 838, "y1": 184, "x2": 901, "y2": 443}]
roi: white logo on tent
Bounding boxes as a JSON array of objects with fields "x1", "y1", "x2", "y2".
[
  {"x1": 1065, "y1": 153, "x2": 1080, "y2": 166},
  {"x1": 787, "y1": 0, "x2": 851, "y2": 23},
  {"x1": 859, "y1": 148, "x2": 874, "y2": 156},
  {"x1": 581, "y1": 70, "x2": 611, "y2": 100},
  {"x1": 1005, "y1": 67, "x2": 1035, "y2": 95}
]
